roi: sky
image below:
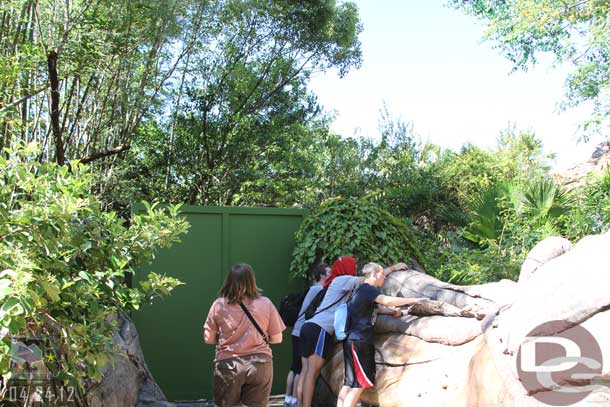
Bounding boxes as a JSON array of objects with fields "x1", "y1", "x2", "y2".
[{"x1": 308, "y1": 0, "x2": 605, "y2": 171}]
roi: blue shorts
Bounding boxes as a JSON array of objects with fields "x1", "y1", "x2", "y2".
[{"x1": 300, "y1": 322, "x2": 332, "y2": 359}]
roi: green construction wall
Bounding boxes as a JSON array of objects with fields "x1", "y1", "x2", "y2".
[{"x1": 131, "y1": 205, "x2": 307, "y2": 401}]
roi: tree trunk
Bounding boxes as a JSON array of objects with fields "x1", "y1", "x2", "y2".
[{"x1": 47, "y1": 50, "x2": 65, "y2": 165}]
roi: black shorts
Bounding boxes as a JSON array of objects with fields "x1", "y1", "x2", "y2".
[
  {"x1": 343, "y1": 339, "x2": 376, "y2": 389},
  {"x1": 290, "y1": 335, "x2": 302, "y2": 374},
  {"x1": 300, "y1": 322, "x2": 333, "y2": 360}
]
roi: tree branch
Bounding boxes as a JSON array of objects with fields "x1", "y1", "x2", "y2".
[
  {"x1": 0, "y1": 84, "x2": 50, "y2": 115},
  {"x1": 79, "y1": 143, "x2": 130, "y2": 164}
]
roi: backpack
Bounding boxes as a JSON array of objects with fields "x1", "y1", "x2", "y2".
[
  {"x1": 334, "y1": 285, "x2": 363, "y2": 340},
  {"x1": 279, "y1": 290, "x2": 307, "y2": 327}
]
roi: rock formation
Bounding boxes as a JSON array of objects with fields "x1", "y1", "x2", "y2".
[
  {"x1": 316, "y1": 233, "x2": 610, "y2": 406},
  {"x1": 85, "y1": 313, "x2": 175, "y2": 407},
  {"x1": 555, "y1": 141, "x2": 610, "y2": 191},
  {"x1": 519, "y1": 236, "x2": 573, "y2": 283}
]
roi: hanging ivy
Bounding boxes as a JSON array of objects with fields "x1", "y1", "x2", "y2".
[{"x1": 290, "y1": 196, "x2": 423, "y2": 278}]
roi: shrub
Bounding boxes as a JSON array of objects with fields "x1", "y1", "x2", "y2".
[
  {"x1": 561, "y1": 170, "x2": 610, "y2": 240},
  {"x1": 290, "y1": 196, "x2": 423, "y2": 278},
  {"x1": 0, "y1": 143, "x2": 189, "y2": 400}
]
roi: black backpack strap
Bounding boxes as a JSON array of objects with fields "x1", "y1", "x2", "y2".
[
  {"x1": 343, "y1": 284, "x2": 364, "y2": 334},
  {"x1": 239, "y1": 302, "x2": 269, "y2": 344},
  {"x1": 347, "y1": 284, "x2": 363, "y2": 304},
  {"x1": 295, "y1": 286, "x2": 314, "y2": 321},
  {"x1": 310, "y1": 290, "x2": 349, "y2": 318}
]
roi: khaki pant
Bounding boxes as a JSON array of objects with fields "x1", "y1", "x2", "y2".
[{"x1": 213, "y1": 354, "x2": 273, "y2": 407}]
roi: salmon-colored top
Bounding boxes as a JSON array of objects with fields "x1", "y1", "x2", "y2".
[{"x1": 204, "y1": 296, "x2": 286, "y2": 362}]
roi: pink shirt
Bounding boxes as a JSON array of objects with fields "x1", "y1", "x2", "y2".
[{"x1": 204, "y1": 296, "x2": 286, "y2": 362}]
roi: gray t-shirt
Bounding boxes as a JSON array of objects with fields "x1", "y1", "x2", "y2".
[
  {"x1": 308, "y1": 275, "x2": 359, "y2": 334},
  {"x1": 292, "y1": 284, "x2": 324, "y2": 337}
]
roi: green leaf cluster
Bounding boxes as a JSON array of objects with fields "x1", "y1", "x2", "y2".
[
  {"x1": 289, "y1": 196, "x2": 423, "y2": 278},
  {"x1": 0, "y1": 142, "x2": 189, "y2": 394},
  {"x1": 561, "y1": 169, "x2": 610, "y2": 240}
]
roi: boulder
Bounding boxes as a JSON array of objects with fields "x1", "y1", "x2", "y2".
[
  {"x1": 85, "y1": 312, "x2": 174, "y2": 407},
  {"x1": 382, "y1": 269, "x2": 503, "y2": 315},
  {"x1": 518, "y1": 236, "x2": 573, "y2": 283},
  {"x1": 498, "y1": 232, "x2": 610, "y2": 354},
  {"x1": 318, "y1": 232, "x2": 610, "y2": 406},
  {"x1": 375, "y1": 314, "x2": 482, "y2": 346},
  {"x1": 555, "y1": 141, "x2": 610, "y2": 191}
]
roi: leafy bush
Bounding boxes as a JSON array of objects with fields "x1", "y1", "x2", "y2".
[
  {"x1": 422, "y1": 223, "x2": 534, "y2": 286},
  {"x1": 561, "y1": 171, "x2": 610, "y2": 240},
  {"x1": 425, "y1": 178, "x2": 571, "y2": 285},
  {"x1": 439, "y1": 131, "x2": 553, "y2": 209},
  {"x1": 522, "y1": 179, "x2": 573, "y2": 224},
  {"x1": 462, "y1": 183, "x2": 514, "y2": 244},
  {"x1": 463, "y1": 178, "x2": 572, "y2": 245},
  {"x1": 0, "y1": 143, "x2": 189, "y2": 399},
  {"x1": 431, "y1": 242, "x2": 523, "y2": 285},
  {"x1": 290, "y1": 196, "x2": 423, "y2": 278}
]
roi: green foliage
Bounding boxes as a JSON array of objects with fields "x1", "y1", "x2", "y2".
[
  {"x1": 562, "y1": 170, "x2": 610, "y2": 240},
  {"x1": 425, "y1": 234, "x2": 527, "y2": 285},
  {"x1": 99, "y1": 0, "x2": 363, "y2": 209},
  {"x1": 463, "y1": 183, "x2": 512, "y2": 243},
  {"x1": 0, "y1": 143, "x2": 189, "y2": 395},
  {"x1": 423, "y1": 205, "x2": 549, "y2": 286},
  {"x1": 440, "y1": 130, "x2": 553, "y2": 208},
  {"x1": 522, "y1": 178, "x2": 573, "y2": 223},
  {"x1": 290, "y1": 196, "x2": 423, "y2": 278},
  {"x1": 353, "y1": 108, "x2": 467, "y2": 231},
  {"x1": 433, "y1": 174, "x2": 577, "y2": 285},
  {"x1": 1, "y1": 0, "x2": 201, "y2": 162},
  {"x1": 463, "y1": 177, "x2": 572, "y2": 244},
  {"x1": 0, "y1": 0, "x2": 363, "y2": 205}
]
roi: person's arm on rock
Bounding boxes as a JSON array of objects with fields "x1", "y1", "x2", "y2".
[
  {"x1": 352, "y1": 262, "x2": 409, "y2": 286},
  {"x1": 375, "y1": 295, "x2": 424, "y2": 307},
  {"x1": 382, "y1": 262, "x2": 409, "y2": 278},
  {"x1": 377, "y1": 305, "x2": 402, "y2": 317}
]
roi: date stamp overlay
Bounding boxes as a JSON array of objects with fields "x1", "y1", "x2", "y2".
[
  {"x1": 516, "y1": 320, "x2": 607, "y2": 406},
  {"x1": 1, "y1": 336, "x2": 76, "y2": 406}
]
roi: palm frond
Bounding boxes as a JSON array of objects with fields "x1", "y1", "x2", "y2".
[{"x1": 523, "y1": 178, "x2": 572, "y2": 221}]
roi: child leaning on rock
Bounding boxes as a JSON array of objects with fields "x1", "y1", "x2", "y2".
[{"x1": 337, "y1": 262, "x2": 425, "y2": 407}]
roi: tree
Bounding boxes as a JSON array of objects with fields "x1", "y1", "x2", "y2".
[
  {"x1": 0, "y1": 0, "x2": 207, "y2": 164},
  {"x1": 0, "y1": 0, "x2": 362, "y2": 177},
  {"x1": 364, "y1": 107, "x2": 465, "y2": 231},
  {"x1": 439, "y1": 129, "x2": 553, "y2": 208},
  {"x1": 93, "y1": 0, "x2": 362, "y2": 209},
  {"x1": 450, "y1": 0, "x2": 610, "y2": 139},
  {"x1": 560, "y1": 170, "x2": 610, "y2": 240}
]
